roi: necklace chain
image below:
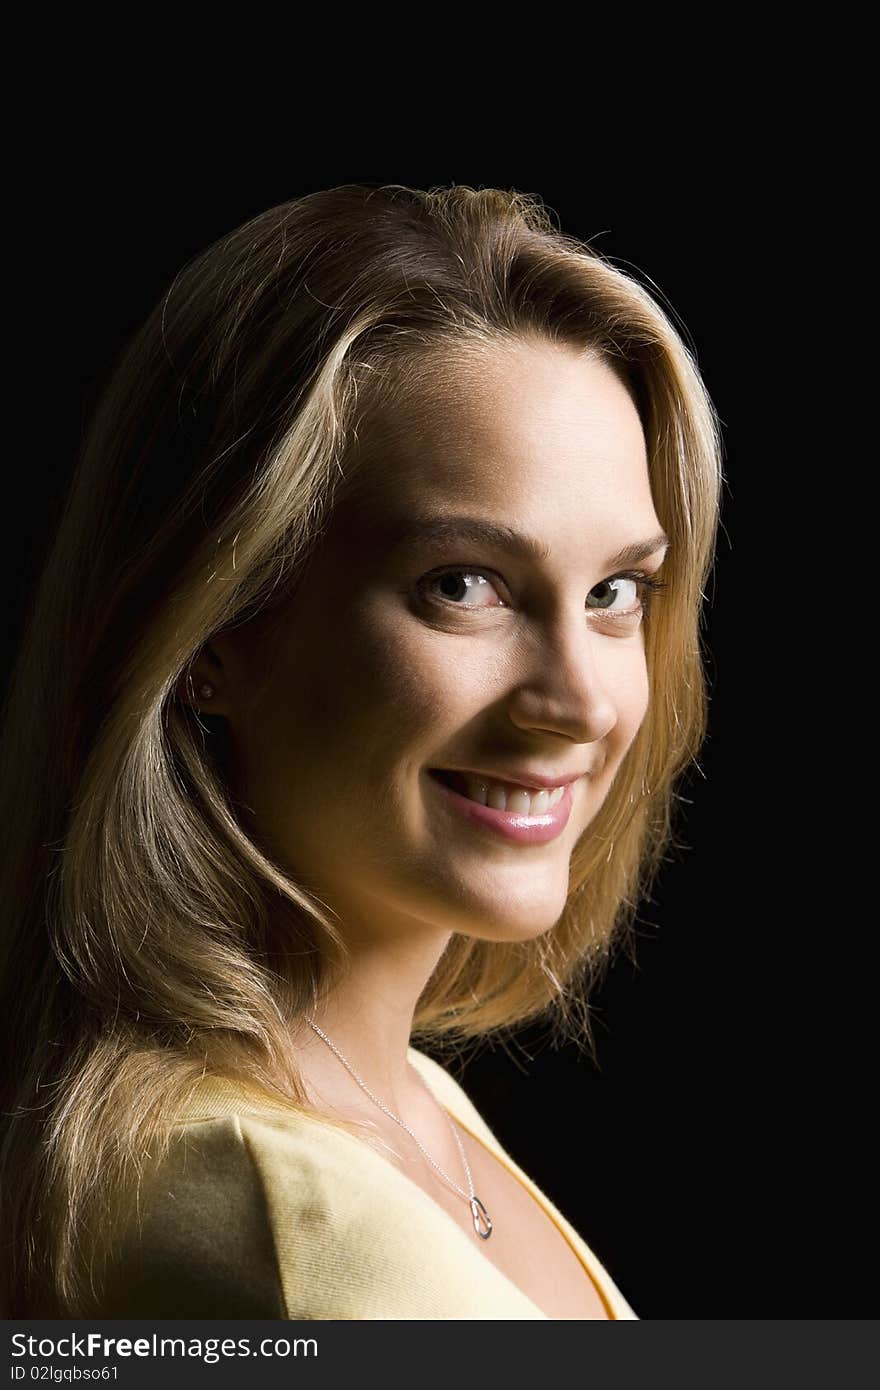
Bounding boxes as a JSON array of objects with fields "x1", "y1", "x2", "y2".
[{"x1": 305, "y1": 1018, "x2": 493, "y2": 1239}]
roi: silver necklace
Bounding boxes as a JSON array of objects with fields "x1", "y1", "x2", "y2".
[{"x1": 305, "y1": 1017, "x2": 493, "y2": 1240}]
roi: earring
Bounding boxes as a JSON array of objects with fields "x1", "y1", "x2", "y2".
[{"x1": 199, "y1": 683, "x2": 215, "y2": 700}]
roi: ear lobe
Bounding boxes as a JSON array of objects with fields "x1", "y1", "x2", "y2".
[
  {"x1": 175, "y1": 668, "x2": 218, "y2": 710},
  {"x1": 175, "y1": 636, "x2": 240, "y2": 717}
]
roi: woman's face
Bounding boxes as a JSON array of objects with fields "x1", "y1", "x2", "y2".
[{"x1": 208, "y1": 338, "x2": 668, "y2": 948}]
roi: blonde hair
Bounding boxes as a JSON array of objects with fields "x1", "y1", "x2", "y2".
[{"x1": 0, "y1": 183, "x2": 723, "y2": 1314}]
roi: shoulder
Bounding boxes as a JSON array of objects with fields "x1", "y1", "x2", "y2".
[
  {"x1": 90, "y1": 1054, "x2": 541, "y2": 1321},
  {"x1": 87, "y1": 1067, "x2": 444, "y2": 1320},
  {"x1": 92, "y1": 1077, "x2": 376, "y2": 1319},
  {"x1": 94, "y1": 1111, "x2": 286, "y2": 1317}
]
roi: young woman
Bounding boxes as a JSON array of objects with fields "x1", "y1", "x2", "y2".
[{"x1": 0, "y1": 183, "x2": 722, "y2": 1319}]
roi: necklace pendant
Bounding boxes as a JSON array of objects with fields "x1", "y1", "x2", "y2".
[{"x1": 470, "y1": 1194, "x2": 493, "y2": 1240}]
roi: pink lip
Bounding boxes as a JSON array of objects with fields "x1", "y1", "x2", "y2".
[{"x1": 427, "y1": 771, "x2": 574, "y2": 844}]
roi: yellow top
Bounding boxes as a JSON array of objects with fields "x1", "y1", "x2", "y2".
[{"x1": 94, "y1": 1047, "x2": 638, "y2": 1321}]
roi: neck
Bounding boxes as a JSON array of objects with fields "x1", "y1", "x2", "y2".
[{"x1": 291, "y1": 926, "x2": 453, "y2": 1115}]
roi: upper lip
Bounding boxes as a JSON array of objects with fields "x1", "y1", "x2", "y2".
[{"x1": 431, "y1": 767, "x2": 588, "y2": 791}]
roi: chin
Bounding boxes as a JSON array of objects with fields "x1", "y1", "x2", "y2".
[
  {"x1": 394, "y1": 864, "x2": 571, "y2": 941},
  {"x1": 457, "y1": 891, "x2": 568, "y2": 944}
]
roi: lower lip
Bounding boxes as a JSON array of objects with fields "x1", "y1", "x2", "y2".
[{"x1": 426, "y1": 771, "x2": 575, "y2": 844}]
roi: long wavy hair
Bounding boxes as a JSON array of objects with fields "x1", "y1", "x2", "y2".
[{"x1": 0, "y1": 183, "x2": 722, "y2": 1315}]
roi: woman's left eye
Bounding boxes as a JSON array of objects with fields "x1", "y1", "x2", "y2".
[{"x1": 585, "y1": 573, "x2": 663, "y2": 615}]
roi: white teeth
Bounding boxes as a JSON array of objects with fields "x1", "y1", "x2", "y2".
[{"x1": 463, "y1": 777, "x2": 565, "y2": 815}]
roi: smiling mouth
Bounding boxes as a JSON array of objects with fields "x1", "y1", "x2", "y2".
[{"x1": 427, "y1": 769, "x2": 566, "y2": 815}]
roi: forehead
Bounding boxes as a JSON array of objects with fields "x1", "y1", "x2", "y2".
[{"x1": 335, "y1": 338, "x2": 655, "y2": 541}]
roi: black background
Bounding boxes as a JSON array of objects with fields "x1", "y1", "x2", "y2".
[{"x1": 5, "y1": 147, "x2": 870, "y2": 1320}]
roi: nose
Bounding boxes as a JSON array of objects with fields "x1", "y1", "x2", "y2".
[{"x1": 505, "y1": 609, "x2": 619, "y2": 745}]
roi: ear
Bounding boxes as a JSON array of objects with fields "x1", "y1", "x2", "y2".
[{"x1": 175, "y1": 644, "x2": 230, "y2": 717}]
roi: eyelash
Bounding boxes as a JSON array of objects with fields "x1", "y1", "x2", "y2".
[{"x1": 417, "y1": 567, "x2": 669, "y2": 619}]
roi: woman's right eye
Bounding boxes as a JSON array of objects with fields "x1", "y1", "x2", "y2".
[{"x1": 417, "y1": 567, "x2": 507, "y2": 609}]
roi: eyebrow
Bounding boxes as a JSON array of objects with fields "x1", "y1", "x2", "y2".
[{"x1": 389, "y1": 514, "x2": 670, "y2": 570}]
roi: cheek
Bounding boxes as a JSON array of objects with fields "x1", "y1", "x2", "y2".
[
  {"x1": 255, "y1": 614, "x2": 471, "y2": 777},
  {"x1": 347, "y1": 626, "x2": 485, "y2": 761},
  {"x1": 606, "y1": 643, "x2": 651, "y2": 751}
]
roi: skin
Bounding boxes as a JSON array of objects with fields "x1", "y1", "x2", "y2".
[{"x1": 190, "y1": 337, "x2": 668, "y2": 1131}]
